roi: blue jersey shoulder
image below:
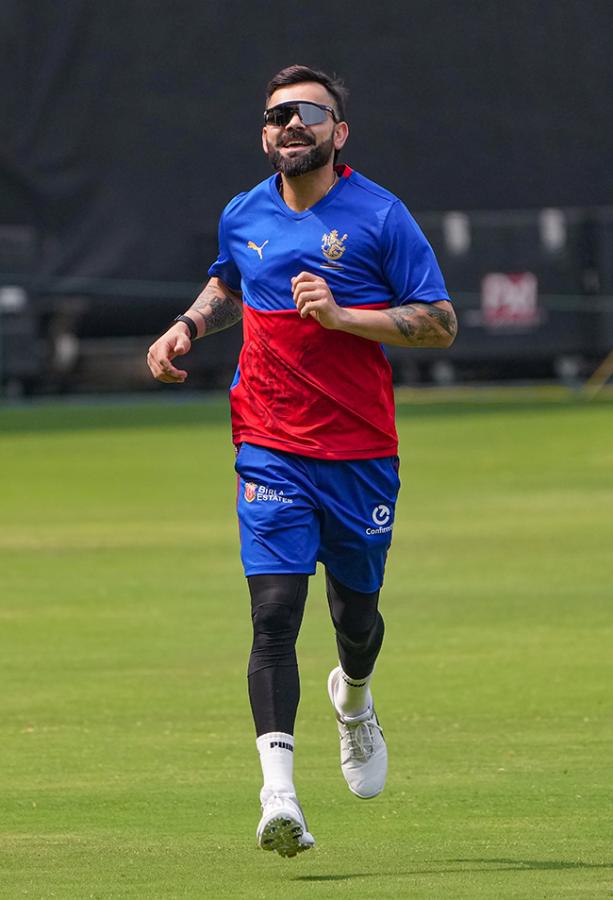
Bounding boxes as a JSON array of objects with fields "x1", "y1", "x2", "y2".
[
  {"x1": 220, "y1": 176, "x2": 275, "y2": 223},
  {"x1": 345, "y1": 170, "x2": 426, "y2": 238},
  {"x1": 345, "y1": 169, "x2": 401, "y2": 207}
]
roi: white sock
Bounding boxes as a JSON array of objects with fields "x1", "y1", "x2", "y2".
[
  {"x1": 334, "y1": 667, "x2": 373, "y2": 718},
  {"x1": 256, "y1": 732, "x2": 295, "y2": 798}
]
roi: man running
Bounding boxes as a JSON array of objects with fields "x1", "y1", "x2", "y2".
[{"x1": 147, "y1": 64, "x2": 457, "y2": 858}]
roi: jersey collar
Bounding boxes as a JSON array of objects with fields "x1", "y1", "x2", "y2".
[{"x1": 269, "y1": 164, "x2": 352, "y2": 219}]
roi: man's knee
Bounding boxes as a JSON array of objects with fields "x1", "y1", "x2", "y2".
[
  {"x1": 326, "y1": 571, "x2": 382, "y2": 646},
  {"x1": 334, "y1": 611, "x2": 385, "y2": 657},
  {"x1": 248, "y1": 574, "x2": 308, "y2": 668},
  {"x1": 252, "y1": 601, "x2": 299, "y2": 643}
]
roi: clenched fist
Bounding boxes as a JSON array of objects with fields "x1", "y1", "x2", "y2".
[
  {"x1": 291, "y1": 272, "x2": 346, "y2": 330},
  {"x1": 146, "y1": 322, "x2": 192, "y2": 383}
]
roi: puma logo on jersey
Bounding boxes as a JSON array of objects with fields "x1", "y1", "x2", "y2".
[{"x1": 247, "y1": 240, "x2": 269, "y2": 260}]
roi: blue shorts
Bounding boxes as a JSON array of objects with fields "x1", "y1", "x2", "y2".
[{"x1": 235, "y1": 442, "x2": 401, "y2": 593}]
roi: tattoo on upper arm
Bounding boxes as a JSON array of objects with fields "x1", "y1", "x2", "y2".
[
  {"x1": 384, "y1": 303, "x2": 457, "y2": 346},
  {"x1": 189, "y1": 288, "x2": 243, "y2": 336}
]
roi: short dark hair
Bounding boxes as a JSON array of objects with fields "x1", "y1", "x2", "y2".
[{"x1": 265, "y1": 65, "x2": 348, "y2": 122}]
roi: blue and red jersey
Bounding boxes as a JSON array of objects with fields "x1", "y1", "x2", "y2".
[{"x1": 208, "y1": 164, "x2": 449, "y2": 459}]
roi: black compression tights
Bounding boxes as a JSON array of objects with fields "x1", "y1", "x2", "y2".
[
  {"x1": 325, "y1": 571, "x2": 385, "y2": 680},
  {"x1": 247, "y1": 572, "x2": 384, "y2": 736}
]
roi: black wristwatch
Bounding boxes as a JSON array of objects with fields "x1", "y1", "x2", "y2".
[{"x1": 173, "y1": 314, "x2": 198, "y2": 341}]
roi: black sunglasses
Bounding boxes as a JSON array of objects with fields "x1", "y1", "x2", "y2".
[{"x1": 263, "y1": 100, "x2": 339, "y2": 128}]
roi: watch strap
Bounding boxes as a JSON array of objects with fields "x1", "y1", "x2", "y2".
[{"x1": 173, "y1": 314, "x2": 197, "y2": 341}]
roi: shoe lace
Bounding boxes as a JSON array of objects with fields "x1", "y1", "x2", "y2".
[{"x1": 342, "y1": 718, "x2": 380, "y2": 761}]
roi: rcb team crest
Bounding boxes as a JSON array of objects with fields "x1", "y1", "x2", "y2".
[{"x1": 321, "y1": 229, "x2": 348, "y2": 262}]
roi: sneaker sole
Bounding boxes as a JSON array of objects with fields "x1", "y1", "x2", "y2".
[
  {"x1": 348, "y1": 782, "x2": 384, "y2": 800},
  {"x1": 258, "y1": 813, "x2": 314, "y2": 858}
]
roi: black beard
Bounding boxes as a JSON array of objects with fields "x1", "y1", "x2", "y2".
[{"x1": 267, "y1": 133, "x2": 335, "y2": 176}]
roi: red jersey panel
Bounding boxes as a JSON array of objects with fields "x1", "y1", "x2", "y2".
[{"x1": 230, "y1": 304, "x2": 398, "y2": 460}]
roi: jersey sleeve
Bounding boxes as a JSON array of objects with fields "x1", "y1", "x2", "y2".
[
  {"x1": 207, "y1": 203, "x2": 242, "y2": 292},
  {"x1": 381, "y1": 200, "x2": 450, "y2": 305}
]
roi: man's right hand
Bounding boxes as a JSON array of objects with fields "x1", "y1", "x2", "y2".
[{"x1": 146, "y1": 323, "x2": 192, "y2": 383}]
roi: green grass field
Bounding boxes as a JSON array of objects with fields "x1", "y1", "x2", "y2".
[{"x1": 1, "y1": 389, "x2": 612, "y2": 899}]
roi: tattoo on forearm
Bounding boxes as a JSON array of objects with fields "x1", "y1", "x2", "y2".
[
  {"x1": 424, "y1": 304, "x2": 458, "y2": 339},
  {"x1": 384, "y1": 306, "x2": 420, "y2": 341},
  {"x1": 384, "y1": 303, "x2": 457, "y2": 346},
  {"x1": 189, "y1": 290, "x2": 243, "y2": 336}
]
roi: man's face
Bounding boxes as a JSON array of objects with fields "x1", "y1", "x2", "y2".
[{"x1": 262, "y1": 82, "x2": 348, "y2": 177}]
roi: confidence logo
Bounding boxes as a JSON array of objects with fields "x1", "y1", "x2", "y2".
[
  {"x1": 372, "y1": 505, "x2": 391, "y2": 526},
  {"x1": 366, "y1": 504, "x2": 393, "y2": 535},
  {"x1": 244, "y1": 482, "x2": 257, "y2": 503},
  {"x1": 247, "y1": 239, "x2": 269, "y2": 260}
]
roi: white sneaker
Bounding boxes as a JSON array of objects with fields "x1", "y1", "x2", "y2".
[
  {"x1": 256, "y1": 791, "x2": 315, "y2": 857},
  {"x1": 327, "y1": 666, "x2": 388, "y2": 799}
]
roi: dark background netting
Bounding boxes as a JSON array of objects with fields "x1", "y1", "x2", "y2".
[{"x1": 1, "y1": 0, "x2": 611, "y2": 283}]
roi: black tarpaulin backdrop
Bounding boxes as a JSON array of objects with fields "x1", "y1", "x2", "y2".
[{"x1": 1, "y1": 0, "x2": 612, "y2": 282}]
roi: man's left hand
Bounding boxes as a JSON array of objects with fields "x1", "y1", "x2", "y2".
[{"x1": 291, "y1": 272, "x2": 345, "y2": 330}]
